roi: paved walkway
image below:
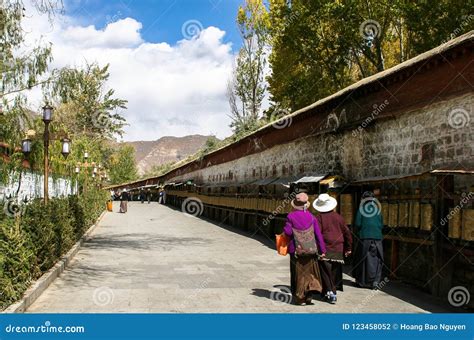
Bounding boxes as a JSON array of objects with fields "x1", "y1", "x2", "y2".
[{"x1": 28, "y1": 202, "x2": 452, "y2": 313}]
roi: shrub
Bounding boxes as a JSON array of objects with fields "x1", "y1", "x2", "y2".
[
  {"x1": 0, "y1": 219, "x2": 34, "y2": 309},
  {"x1": 0, "y1": 188, "x2": 107, "y2": 310}
]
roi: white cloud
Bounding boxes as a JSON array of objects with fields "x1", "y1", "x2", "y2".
[
  {"x1": 22, "y1": 6, "x2": 234, "y2": 141},
  {"x1": 61, "y1": 18, "x2": 144, "y2": 48}
]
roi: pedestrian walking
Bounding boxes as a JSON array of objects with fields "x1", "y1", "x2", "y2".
[
  {"x1": 313, "y1": 193, "x2": 352, "y2": 303},
  {"x1": 352, "y1": 191, "x2": 384, "y2": 289},
  {"x1": 140, "y1": 189, "x2": 145, "y2": 204},
  {"x1": 283, "y1": 193, "x2": 326, "y2": 305},
  {"x1": 119, "y1": 189, "x2": 129, "y2": 213},
  {"x1": 147, "y1": 189, "x2": 152, "y2": 204},
  {"x1": 158, "y1": 188, "x2": 166, "y2": 204}
]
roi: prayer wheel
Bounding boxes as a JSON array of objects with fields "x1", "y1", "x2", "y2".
[
  {"x1": 461, "y1": 209, "x2": 474, "y2": 241},
  {"x1": 409, "y1": 202, "x2": 420, "y2": 228},
  {"x1": 421, "y1": 204, "x2": 433, "y2": 231},
  {"x1": 388, "y1": 203, "x2": 398, "y2": 228},
  {"x1": 340, "y1": 194, "x2": 353, "y2": 225},
  {"x1": 381, "y1": 202, "x2": 389, "y2": 226},
  {"x1": 398, "y1": 202, "x2": 409, "y2": 227},
  {"x1": 448, "y1": 208, "x2": 462, "y2": 238}
]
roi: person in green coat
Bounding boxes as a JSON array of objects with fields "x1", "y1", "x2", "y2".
[{"x1": 352, "y1": 191, "x2": 384, "y2": 289}]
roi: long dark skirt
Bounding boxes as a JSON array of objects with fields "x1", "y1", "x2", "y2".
[
  {"x1": 119, "y1": 200, "x2": 128, "y2": 213},
  {"x1": 290, "y1": 254, "x2": 323, "y2": 302},
  {"x1": 353, "y1": 239, "x2": 383, "y2": 288},
  {"x1": 319, "y1": 260, "x2": 344, "y2": 293}
]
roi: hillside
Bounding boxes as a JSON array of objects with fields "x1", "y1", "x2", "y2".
[{"x1": 125, "y1": 135, "x2": 211, "y2": 175}]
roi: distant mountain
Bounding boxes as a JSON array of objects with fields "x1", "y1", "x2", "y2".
[{"x1": 125, "y1": 135, "x2": 211, "y2": 175}]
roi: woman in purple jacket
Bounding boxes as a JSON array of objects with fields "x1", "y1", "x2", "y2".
[{"x1": 283, "y1": 193, "x2": 327, "y2": 305}]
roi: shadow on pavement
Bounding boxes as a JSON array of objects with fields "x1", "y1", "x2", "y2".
[
  {"x1": 163, "y1": 204, "x2": 276, "y2": 250},
  {"x1": 84, "y1": 233, "x2": 209, "y2": 251}
]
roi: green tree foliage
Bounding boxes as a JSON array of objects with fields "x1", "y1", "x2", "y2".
[
  {"x1": 48, "y1": 63, "x2": 127, "y2": 139},
  {"x1": 0, "y1": 1, "x2": 62, "y2": 179},
  {"x1": 0, "y1": 1, "x2": 57, "y2": 98},
  {"x1": 108, "y1": 145, "x2": 138, "y2": 185},
  {"x1": 267, "y1": 0, "x2": 474, "y2": 111},
  {"x1": 0, "y1": 2, "x2": 130, "y2": 188},
  {"x1": 228, "y1": 0, "x2": 270, "y2": 134}
]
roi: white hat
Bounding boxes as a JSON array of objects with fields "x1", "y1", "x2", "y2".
[{"x1": 313, "y1": 193, "x2": 337, "y2": 212}]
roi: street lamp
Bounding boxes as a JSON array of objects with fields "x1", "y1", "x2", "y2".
[
  {"x1": 21, "y1": 104, "x2": 71, "y2": 204},
  {"x1": 42, "y1": 104, "x2": 53, "y2": 123},
  {"x1": 61, "y1": 138, "x2": 71, "y2": 158},
  {"x1": 21, "y1": 138, "x2": 32, "y2": 155}
]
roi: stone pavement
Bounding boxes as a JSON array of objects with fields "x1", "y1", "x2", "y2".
[{"x1": 27, "y1": 202, "x2": 453, "y2": 313}]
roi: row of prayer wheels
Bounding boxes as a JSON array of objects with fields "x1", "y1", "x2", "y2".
[{"x1": 167, "y1": 190, "x2": 473, "y2": 241}]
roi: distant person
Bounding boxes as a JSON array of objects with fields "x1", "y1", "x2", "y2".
[
  {"x1": 119, "y1": 189, "x2": 129, "y2": 213},
  {"x1": 140, "y1": 190, "x2": 145, "y2": 204},
  {"x1": 147, "y1": 189, "x2": 152, "y2": 204},
  {"x1": 313, "y1": 194, "x2": 352, "y2": 303},
  {"x1": 283, "y1": 193, "x2": 326, "y2": 305},
  {"x1": 353, "y1": 191, "x2": 384, "y2": 289},
  {"x1": 158, "y1": 188, "x2": 166, "y2": 204}
]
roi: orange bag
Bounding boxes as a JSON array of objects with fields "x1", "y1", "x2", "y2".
[
  {"x1": 276, "y1": 233, "x2": 290, "y2": 256},
  {"x1": 106, "y1": 200, "x2": 113, "y2": 212}
]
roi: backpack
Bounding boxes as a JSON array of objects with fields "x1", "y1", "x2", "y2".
[{"x1": 292, "y1": 223, "x2": 318, "y2": 256}]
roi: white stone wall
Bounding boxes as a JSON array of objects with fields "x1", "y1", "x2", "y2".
[
  {"x1": 0, "y1": 172, "x2": 77, "y2": 201},
  {"x1": 170, "y1": 93, "x2": 473, "y2": 185}
]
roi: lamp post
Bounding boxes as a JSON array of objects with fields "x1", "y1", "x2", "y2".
[
  {"x1": 21, "y1": 104, "x2": 70, "y2": 204},
  {"x1": 42, "y1": 104, "x2": 52, "y2": 203},
  {"x1": 74, "y1": 153, "x2": 104, "y2": 194}
]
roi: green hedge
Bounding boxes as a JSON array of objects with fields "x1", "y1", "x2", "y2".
[{"x1": 0, "y1": 188, "x2": 108, "y2": 310}]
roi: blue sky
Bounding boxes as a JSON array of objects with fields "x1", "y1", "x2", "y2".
[
  {"x1": 27, "y1": 0, "x2": 248, "y2": 142},
  {"x1": 65, "y1": 0, "x2": 243, "y2": 51}
]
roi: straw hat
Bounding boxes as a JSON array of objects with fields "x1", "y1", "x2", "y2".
[
  {"x1": 313, "y1": 193, "x2": 337, "y2": 212},
  {"x1": 291, "y1": 192, "x2": 310, "y2": 210}
]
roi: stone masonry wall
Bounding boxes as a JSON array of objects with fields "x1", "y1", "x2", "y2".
[{"x1": 170, "y1": 92, "x2": 473, "y2": 185}]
